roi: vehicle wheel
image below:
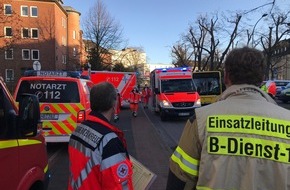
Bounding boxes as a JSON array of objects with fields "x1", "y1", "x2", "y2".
[{"x1": 160, "y1": 110, "x2": 167, "y2": 121}]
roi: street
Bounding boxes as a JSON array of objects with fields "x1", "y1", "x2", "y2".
[{"x1": 47, "y1": 100, "x2": 290, "y2": 190}]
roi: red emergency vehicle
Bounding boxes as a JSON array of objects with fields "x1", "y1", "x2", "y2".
[
  {"x1": 150, "y1": 67, "x2": 201, "y2": 121},
  {"x1": 0, "y1": 77, "x2": 50, "y2": 190},
  {"x1": 13, "y1": 71, "x2": 94, "y2": 143},
  {"x1": 82, "y1": 70, "x2": 137, "y2": 107}
]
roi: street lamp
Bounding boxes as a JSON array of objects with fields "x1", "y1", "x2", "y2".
[{"x1": 250, "y1": 13, "x2": 268, "y2": 47}]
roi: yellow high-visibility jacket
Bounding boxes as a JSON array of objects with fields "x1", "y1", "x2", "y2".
[{"x1": 167, "y1": 84, "x2": 290, "y2": 190}]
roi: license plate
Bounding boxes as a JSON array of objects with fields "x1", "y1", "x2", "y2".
[
  {"x1": 41, "y1": 113, "x2": 59, "y2": 120},
  {"x1": 178, "y1": 112, "x2": 190, "y2": 116}
]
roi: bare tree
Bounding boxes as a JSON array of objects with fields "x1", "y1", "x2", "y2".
[
  {"x1": 173, "y1": 12, "x2": 241, "y2": 71},
  {"x1": 82, "y1": 0, "x2": 124, "y2": 70},
  {"x1": 171, "y1": 42, "x2": 195, "y2": 68},
  {"x1": 0, "y1": 1, "x2": 22, "y2": 50}
]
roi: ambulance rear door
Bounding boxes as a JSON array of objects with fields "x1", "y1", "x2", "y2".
[{"x1": 14, "y1": 77, "x2": 84, "y2": 142}]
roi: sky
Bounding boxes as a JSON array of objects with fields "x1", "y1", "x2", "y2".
[{"x1": 64, "y1": 0, "x2": 289, "y2": 64}]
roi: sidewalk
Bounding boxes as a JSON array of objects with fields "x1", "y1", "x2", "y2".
[{"x1": 119, "y1": 105, "x2": 172, "y2": 190}]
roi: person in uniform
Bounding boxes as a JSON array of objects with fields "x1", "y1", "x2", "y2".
[
  {"x1": 68, "y1": 82, "x2": 133, "y2": 190},
  {"x1": 129, "y1": 87, "x2": 141, "y2": 117},
  {"x1": 166, "y1": 47, "x2": 290, "y2": 190},
  {"x1": 141, "y1": 84, "x2": 151, "y2": 109},
  {"x1": 114, "y1": 88, "x2": 121, "y2": 122}
]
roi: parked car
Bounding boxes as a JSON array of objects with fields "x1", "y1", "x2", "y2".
[
  {"x1": 277, "y1": 83, "x2": 290, "y2": 103},
  {"x1": 274, "y1": 80, "x2": 290, "y2": 97}
]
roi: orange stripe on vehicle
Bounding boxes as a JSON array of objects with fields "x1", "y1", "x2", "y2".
[
  {"x1": 65, "y1": 118, "x2": 76, "y2": 131},
  {"x1": 58, "y1": 104, "x2": 77, "y2": 115},
  {"x1": 56, "y1": 121, "x2": 75, "y2": 135}
]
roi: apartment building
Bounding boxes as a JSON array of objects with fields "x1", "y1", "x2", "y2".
[
  {"x1": 0, "y1": 0, "x2": 83, "y2": 91},
  {"x1": 271, "y1": 39, "x2": 290, "y2": 80}
]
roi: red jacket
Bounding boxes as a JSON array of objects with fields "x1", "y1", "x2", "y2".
[
  {"x1": 129, "y1": 91, "x2": 141, "y2": 104},
  {"x1": 68, "y1": 112, "x2": 133, "y2": 190}
]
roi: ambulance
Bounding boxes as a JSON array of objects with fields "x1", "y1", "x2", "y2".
[
  {"x1": 82, "y1": 70, "x2": 137, "y2": 107},
  {"x1": 0, "y1": 76, "x2": 50, "y2": 190},
  {"x1": 14, "y1": 70, "x2": 94, "y2": 143},
  {"x1": 150, "y1": 67, "x2": 201, "y2": 121}
]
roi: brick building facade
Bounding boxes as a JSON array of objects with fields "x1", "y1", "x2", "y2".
[{"x1": 0, "y1": 0, "x2": 83, "y2": 92}]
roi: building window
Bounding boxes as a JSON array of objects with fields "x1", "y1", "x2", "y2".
[
  {"x1": 21, "y1": 6, "x2": 28, "y2": 16},
  {"x1": 5, "y1": 69, "x2": 14, "y2": 82},
  {"x1": 22, "y1": 49, "x2": 30, "y2": 60},
  {"x1": 62, "y1": 36, "x2": 66, "y2": 46},
  {"x1": 4, "y1": 27, "x2": 12, "y2": 37},
  {"x1": 22, "y1": 28, "x2": 29, "y2": 38},
  {"x1": 31, "y1": 49, "x2": 39, "y2": 60},
  {"x1": 62, "y1": 17, "x2": 66, "y2": 28},
  {"x1": 30, "y1": 6, "x2": 38, "y2": 17},
  {"x1": 73, "y1": 30, "x2": 76, "y2": 39},
  {"x1": 5, "y1": 49, "x2": 13, "y2": 60},
  {"x1": 4, "y1": 4, "x2": 12, "y2": 15},
  {"x1": 31, "y1": 28, "x2": 38, "y2": 39},
  {"x1": 62, "y1": 55, "x2": 66, "y2": 64},
  {"x1": 73, "y1": 47, "x2": 77, "y2": 57}
]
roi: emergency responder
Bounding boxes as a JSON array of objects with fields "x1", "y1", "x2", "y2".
[
  {"x1": 141, "y1": 84, "x2": 151, "y2": 109},
  {"x1": 114, "y1": 88, "x2": 121, "y2": 122},
  {"x1": 166, "y1": 47, "x2": 290, "y2": 190},
  {"x1": 129, "y1": 87, "x2": 141, "y2": 117},
  {"x1": 260, "y1": 80, "x2": 277, "y2": 98},
  {"x1": 68, "y1": 82, "x2": 133, "y2": 190}
]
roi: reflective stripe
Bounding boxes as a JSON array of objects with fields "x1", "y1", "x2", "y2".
[
  {"x1": 171, "y1": 146, "x2": 199, "y2": 176},
  {"x1": 41, "y1": 103, "x2": 84, "y2": 136},
  {"x1": 196, "y1": 186, "x2": 213, "y2": 190},
  {"x1": 0, "y1": 139, "x2": 41, "y2": 149},
  {"x1": 44, "y1": 164, "x2": 49, "y2": 173},
  {"x1": 101, "y1": 152, "x2": 127, "y2": 171},
  {"x1": 18, "y1": 139, "x2": 42, "y2": 146},
  {"x1": 0, "y1": 140, "x2": 18, "y2": 149}
]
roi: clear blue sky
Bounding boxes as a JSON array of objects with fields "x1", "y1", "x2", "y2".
[{"x1": 64, "y1": 0, "x2": 289, "y2": 64}]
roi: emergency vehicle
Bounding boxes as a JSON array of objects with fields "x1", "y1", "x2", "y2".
[
  {"x1": 192, "y1": 71, "x2": 223, "y2": 105},
  {"x1": 82, "y1": 70, "x2": 137, "y2": 107},
  {"x1": 13, "y1": 71, "x2": 94, "y2": 143},
  {"x1": 150, "y1": 67, "x2": 201, "y2": 121},
  {"x1": 0, "y1": 77, "x2": 50, "y2": 190}
]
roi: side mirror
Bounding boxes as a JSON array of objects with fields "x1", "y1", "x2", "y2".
[
  {"x1": 17, "y1": 94, "x2": 40, "y2": 137},
  {"x1": 154, "y1": 88, "x2": 160, "y2": 94}
]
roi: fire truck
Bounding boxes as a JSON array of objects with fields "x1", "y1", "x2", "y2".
[
  {"x1": 150, "y1": 67, "x2": 201, "y2": 121},
  {"x1": 0, "y1": 77, "x2": 50, "y2": 189},
  {"x1": 82, "y1": 70, "x2": 137, "y2": 107}
]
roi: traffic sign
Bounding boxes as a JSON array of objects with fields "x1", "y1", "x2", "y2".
[{"x1": 33, "y1": 61, "x2": 41, "y2": 71}]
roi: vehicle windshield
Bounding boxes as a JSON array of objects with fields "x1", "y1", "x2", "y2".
[
  {"x1": 193, "y1": 77, "x2": 221, "y2": 95},
  {"x1": 161, "y1": 79, "x2": 196, "y2": 93},
  {"x1": 16, "y1": 80, "x2": 80, "y2": 103}
]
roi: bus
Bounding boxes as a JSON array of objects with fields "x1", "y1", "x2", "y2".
[{"x1": 192, "y1": 71, "x2": 223, "y2": 106}]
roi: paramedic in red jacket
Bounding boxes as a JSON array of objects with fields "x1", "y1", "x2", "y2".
[
  {"x1": 114, "y1": 88, "x2": 121, "y2": 122},
  {"x1": 129, "y1": 87, "x2": 141, "y2": 117},
  {"x1": 68, "y1": 82, "x2": 133, "y2": 190},
  {"x1": 141, "y1": 84, "x2": 151, "y2": 109}
]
